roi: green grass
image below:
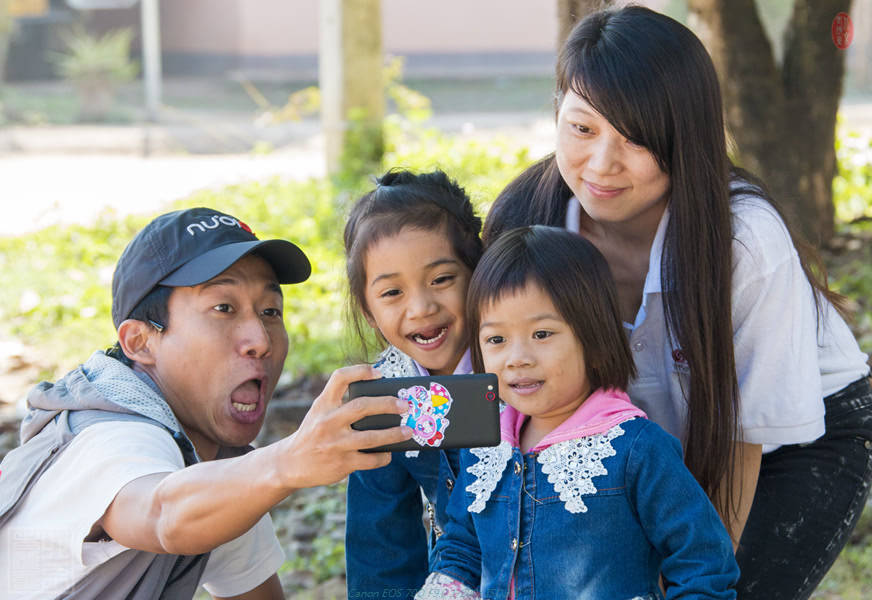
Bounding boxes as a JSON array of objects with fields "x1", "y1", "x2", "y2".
[{"x1": 1, "y1": 84, "x2": 87, "y2": 125}]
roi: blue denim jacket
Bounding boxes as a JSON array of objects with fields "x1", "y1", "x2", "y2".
[
  {"x1": 432, "y1": 417, "x2": 739, "y2": 599},
  {"x1": 346, "y1": 347, "x2": 468, "y2": 598}
]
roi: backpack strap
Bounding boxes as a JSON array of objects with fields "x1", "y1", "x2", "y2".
[
  {"x1": 54, "y1": 544, "x2": 212, "y2": 600},
  {"x1": 0, "y1": 411, "x2": 73, "y2": 528}
]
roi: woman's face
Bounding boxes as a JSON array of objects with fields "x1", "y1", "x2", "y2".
[{"x1": 555, "y1": 90, "x2": 671, "y2": 233}]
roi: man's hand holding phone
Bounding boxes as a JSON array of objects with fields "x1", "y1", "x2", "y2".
[{"x1": 274, "y1": 364, "x2": 413, "y2": 489}]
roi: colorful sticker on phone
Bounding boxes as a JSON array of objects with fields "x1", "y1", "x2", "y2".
[{"x1": 399, "y1": 382, "x2": 454, "y2": 447}]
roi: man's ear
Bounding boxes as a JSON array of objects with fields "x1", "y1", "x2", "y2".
[{"x1": 117, "y1": 319, "x2": 158, "y2": 366}]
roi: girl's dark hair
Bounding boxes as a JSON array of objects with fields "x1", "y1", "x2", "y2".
[
  {"x1": 468, "y1": 226, "x2": 635, "y2": 392},
  {"x1": 106, "y1": 285, "x2": 172, "y2": 365},
  {"x1": 344, "y1": 169, "x2": 483, "y2": 356},
  {"x1": 483, "y1": 5, "x2": 844, "y2": 533}
]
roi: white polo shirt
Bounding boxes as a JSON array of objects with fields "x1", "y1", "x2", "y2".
[{"x1": 566, "y1": 192, "x2": 869, "y2": 451}]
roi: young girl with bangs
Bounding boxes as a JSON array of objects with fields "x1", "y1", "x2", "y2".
[
  {"x1": 417, "y1": 225, "x2": 738, "y2": 599},
  {"x1": 484, "y1": 6, "x2": 872, "y2": 598},
  {"x1": 343, "y1": 169, "x2": 484, "y2": 598}
]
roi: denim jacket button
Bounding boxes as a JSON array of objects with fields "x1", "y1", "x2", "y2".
[
  {"x1": 514, "y1": 461, "x2": 521, "y2": 475},
  {"x1": 511, "y1": 537, "x2": 518, "y2": 551},
  {"x1": 446, "y1": 478, "x2": 454, "y2": 491}
]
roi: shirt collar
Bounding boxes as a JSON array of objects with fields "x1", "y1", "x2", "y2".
[
  {"x1": 499, "y1": 387, "x2": 647, "y2": 452},
  {"x1": 412, "y1": 348, "x2": 473, "y2": 376},
  {"x1": 642, "y1": 203, "x2": 670, "y2": 297}
]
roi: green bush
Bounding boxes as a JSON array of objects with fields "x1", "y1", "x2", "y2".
[
  {"x1": 834, "y1": 125, "x2": 872, "y2": 224},
  {"x1": 0, "y1": 213, "x2": 141, "y2": 377},
  {"x1": 831, "y1": 126, "x2": 872, "y2": 355},
  {"x1": 0, "y1": 179, "x2": 350, "y2": 378},
  {"x1": 50, "y1": 27, "x2": 139, "y2": 86},
  {"x1": 49, "y1": 27, "x2": 139, "y2": 122},
  {"x1": 0, "y1": 118, "x2": 532, "y2": 380}
]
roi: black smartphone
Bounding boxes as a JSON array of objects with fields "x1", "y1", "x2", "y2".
[{"x1": 349, "y1": 373, "x2": 501, "y2": 452}]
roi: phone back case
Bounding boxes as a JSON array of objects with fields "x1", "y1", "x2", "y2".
[{"x1": 349, "y1": 373, "x2": 501, "y2": 452}]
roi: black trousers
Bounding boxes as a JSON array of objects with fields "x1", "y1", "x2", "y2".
[{"x1": 736, "y1": 376, "x2": 872, "y2": 599}]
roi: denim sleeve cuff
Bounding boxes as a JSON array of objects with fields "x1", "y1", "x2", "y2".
[{"x1": 415, "y1": 572, "x2": 481, "y2": 600}]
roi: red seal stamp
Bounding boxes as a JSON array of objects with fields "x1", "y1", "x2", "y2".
[{"x1": 832, "y1": 12, "x2": 853, "y2": 49}]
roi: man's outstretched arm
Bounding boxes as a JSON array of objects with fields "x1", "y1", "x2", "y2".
[{"x1": 100, "y1": 364, "x2": 411, "y2": 555}]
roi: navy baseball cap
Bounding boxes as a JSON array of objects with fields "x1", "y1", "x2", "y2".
[{"x1": 111, "y1": 207, "x2": 311, "y2": 328}]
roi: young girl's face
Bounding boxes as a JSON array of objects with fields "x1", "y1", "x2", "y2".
[
  {"x1": 478, "y1": 280, "x2": 590, "y2": 432},
  {"x1": 363, "y1": 225, "x2": 471, "y2": 375}
]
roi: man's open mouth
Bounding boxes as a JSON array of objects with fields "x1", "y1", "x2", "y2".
[{"x1": 231, "y1": 378, "x2": 263, "y2": 412}]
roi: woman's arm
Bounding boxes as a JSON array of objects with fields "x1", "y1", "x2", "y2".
[{"x1": 719, "y1": 442, "x2": 762, "y2": 549}]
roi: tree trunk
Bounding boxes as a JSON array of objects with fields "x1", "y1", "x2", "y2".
[
  {"x1": 688, "y1": 0, "x2": 852, "y2": 245},
  {"x1": 557, "y1": 0, "x2": 614, "y2": 50},
  {"x1": 319, "y1": 0, "x2": 384, "y2": 178},
  {"x1": 0, "y1": 2, "x2": 11, "y2": 88}
]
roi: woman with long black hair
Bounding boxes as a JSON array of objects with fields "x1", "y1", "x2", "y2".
[{"x1": 484, "y1": 6, "x2": 872, "y2": 598}]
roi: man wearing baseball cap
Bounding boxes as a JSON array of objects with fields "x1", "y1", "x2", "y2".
[{"x1": 0, "y1": 207, "x2": 411, "y2": 599}]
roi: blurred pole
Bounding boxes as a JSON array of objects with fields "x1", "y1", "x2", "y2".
[
  {"x1": 319, "y1": 0, "x2": 384, "y2": 176},
  {"x1": 141, "y1": 0, "x2": 162, "y2": 123},
  {"x1": 320, "y1": 0, "x2": 342, "y2": 173}
]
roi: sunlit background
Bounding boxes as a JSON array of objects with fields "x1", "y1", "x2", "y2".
[{"x1": 1, "y1": 1, "x2": 871, "y2": 597}]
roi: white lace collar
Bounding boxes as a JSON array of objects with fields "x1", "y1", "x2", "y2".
[
  {"x1": 375, "y1": 346, "x2": 420, "y2": 378},
  {"x1": 466, "y1": 441, "x2": 514, "y2": 512},
  {"x1": 465, "y1": 424, "x2": 627, "y2": 514}
]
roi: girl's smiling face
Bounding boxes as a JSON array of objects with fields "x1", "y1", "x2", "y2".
[
  {"x1": 363, "y1": 226, "x2": 471, "y2": 375},
  {"x1": 478, "y1": 280, "x2": 591, "y2": 435}
]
